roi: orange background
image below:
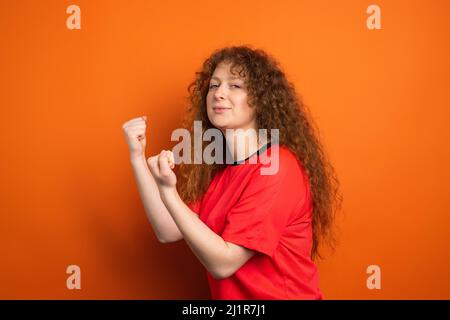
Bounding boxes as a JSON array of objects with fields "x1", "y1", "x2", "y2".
[{"x1": 1, "y1": 0, "x2": 449, "y2": 299}]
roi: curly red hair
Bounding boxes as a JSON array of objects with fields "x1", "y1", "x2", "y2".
[{"x1": 175, "y1": 45, "x2": 342, "y2": 260}]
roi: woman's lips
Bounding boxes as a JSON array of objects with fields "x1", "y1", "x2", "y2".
[{"x1": 213, "y1": 107, "x2": 230, "y2": 114}]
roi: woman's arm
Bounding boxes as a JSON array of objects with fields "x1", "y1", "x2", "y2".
[
  {"x1": 146, "y1": 150, "x2": 255, "y2": 279},
  {"x1": 130, "y1": 155, "x2": 183, "y2": 243},
  {"x1": 159, "y1": 187, "x2": 256, "y2": 279}
]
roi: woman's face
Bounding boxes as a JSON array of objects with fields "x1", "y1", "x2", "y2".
[{"x1": 206, "y1": 62, "x2": 257, "y2": 132}]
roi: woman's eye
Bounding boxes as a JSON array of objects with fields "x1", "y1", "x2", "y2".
[{"x1": 208, "y1": 84, "x2": 241, "y2": 89}]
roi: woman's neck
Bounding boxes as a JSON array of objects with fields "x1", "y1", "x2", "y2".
[{"x1": 223, "y1": 129, "x2": 267, "y2": 163}]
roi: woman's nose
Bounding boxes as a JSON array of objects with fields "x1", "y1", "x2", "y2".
[{"x1": 214, "y1": 85, "x2": 226, "y2": 100}]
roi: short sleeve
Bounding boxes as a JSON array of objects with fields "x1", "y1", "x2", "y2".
[{"x1": 221, "y1": 166, "x2": 290, "y2": 257}]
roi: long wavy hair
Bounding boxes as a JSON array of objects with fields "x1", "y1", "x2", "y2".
[{"x1": 175, "y1": 45, "x2": 342, "y2": 260}]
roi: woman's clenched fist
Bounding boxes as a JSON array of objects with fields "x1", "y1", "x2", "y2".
[
  {"x1": 122, "y1": 115, "x2": 147, "y2": 159},
  {"x1": 147, "y1": 150, "x2": 177, "y2": 188}
]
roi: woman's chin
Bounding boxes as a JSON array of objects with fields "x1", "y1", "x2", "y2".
[{"x1": 210, "y1": 121, "x2": 230, "y2": 131}]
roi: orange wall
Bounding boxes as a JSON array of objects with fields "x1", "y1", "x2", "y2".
[{"x1": 1, "y1": 0, "x2": 449, "y2": 299}]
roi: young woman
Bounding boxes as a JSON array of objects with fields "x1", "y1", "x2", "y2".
[{"x1": 122, "y1": 46, "x2": 342, "y2": 299}]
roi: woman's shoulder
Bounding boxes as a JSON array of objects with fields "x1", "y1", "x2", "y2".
[
  {"x1": 258, "y1": 144, "x2": 305, "y2": 175},
  {"x1": 244, "y1": 144, "x2": 311, "y2": 205},
  {"x1": 230, "y1": 143, "x2": 306, "y2": 181}
]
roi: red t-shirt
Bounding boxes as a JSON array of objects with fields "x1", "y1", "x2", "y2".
[{"x1": 188, "y1": 143, "x2": 323, "y2": 300}]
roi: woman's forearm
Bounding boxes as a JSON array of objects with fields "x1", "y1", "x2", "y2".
[
  {"x1": 130, "y1": 155, "x2": 183, "y2": 243},
  {"x1": 159, "y1": 187, "x2": 231, "y2": 279}
]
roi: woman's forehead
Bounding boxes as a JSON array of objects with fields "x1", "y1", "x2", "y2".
[{"x1": 212, "y1": 62, "x2": 247, "y2": 80}]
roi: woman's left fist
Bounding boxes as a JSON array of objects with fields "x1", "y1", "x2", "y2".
[{"x1": 147, "y1": 150, "x2": 177, "y2": 188}]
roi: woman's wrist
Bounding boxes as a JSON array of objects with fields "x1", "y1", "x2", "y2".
[
  {"x1": 159, "y1": 186, "x2": 178, "y2": 204},
  {"x1": 130, "y1": 153, "x2": 146, "y2": 164}
]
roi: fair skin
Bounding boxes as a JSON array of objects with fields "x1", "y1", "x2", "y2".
[
  {"x1": 207, "y1": 62, "x2": 265, "y2": 161},
  {"x1": 123, "y1": 62, "x2": 263, "y2": 280},
  {"x1": 151, "y1": 62, "x2": 263, "y2": 279}
]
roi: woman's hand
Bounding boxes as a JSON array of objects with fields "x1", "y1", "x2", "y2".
[
  {"x1": 122, "y1": 115, "x2": 148, "y2": 160},
  {"x1": 147, "y1": 150, "x2": 177, "y2": 190}
]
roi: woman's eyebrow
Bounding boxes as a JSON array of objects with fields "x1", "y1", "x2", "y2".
[{"x1": 211, "y1": 76, "x2": 242, "y2": 81}]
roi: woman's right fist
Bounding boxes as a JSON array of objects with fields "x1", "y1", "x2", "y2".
[{"x1": 122, "y1": 115, "x2": 147, "y2": 159}]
